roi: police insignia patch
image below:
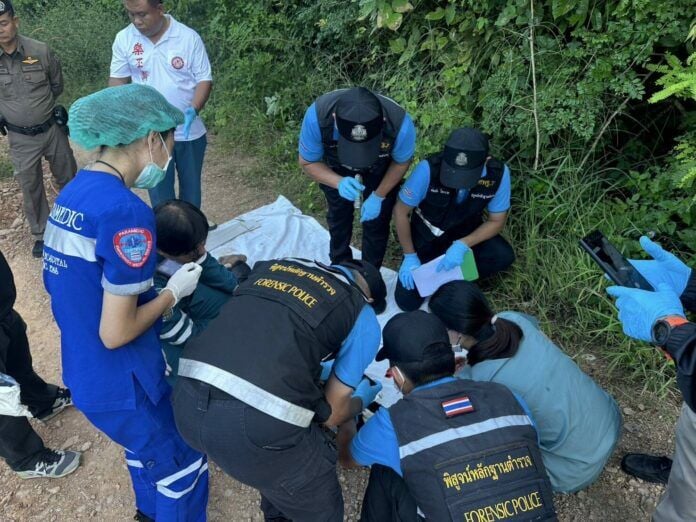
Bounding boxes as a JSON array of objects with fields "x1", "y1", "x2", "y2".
[
  {"x1": 442, "y1": 396, "x2": 474, "y2": 417},
  {"x1": 351, "y1": 125, "x2": 367, "y2": 142},
  {"x1": 113, "y1": 228, "x2": 153, "y2": 268},
  {"x1": 22, "y1": 57, "x2": 39, "y2": 65}
]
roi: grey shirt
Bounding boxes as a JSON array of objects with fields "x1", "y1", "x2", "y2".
[{"x1": 0, "y1": 35, "x2": 62, "y2": 127}]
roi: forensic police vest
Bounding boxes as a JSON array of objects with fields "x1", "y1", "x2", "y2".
[
  {"x1": 412, "y1": 155, "x2": 504, "y2": 244},
  {"x1": 389, "y1": 379, "x2": 557, "y2": 521},
  {"x1": 314, "y1": 89, "x2": 406, "y2": 183},
  {"x1": 178, "y1": 259, "x2": 366, "y2": 427}
]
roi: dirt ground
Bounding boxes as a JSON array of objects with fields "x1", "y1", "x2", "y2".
[{"x1": 0, "y1": 135, "x2": 684, "y2": 521}]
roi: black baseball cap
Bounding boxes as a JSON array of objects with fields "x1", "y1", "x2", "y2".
[
  {"x1": 0, "y1": 1, "x2": 15, "y2": 16},
  {"x1": 339, "y1": 259, "x2": 387, "y2": 314},
  {"x1": 440, "y1": 128, "x2": 490, "y2": 190},
  {"x1": 335, "y1": 87, "x2": 384, "y2": 170},
  {"x1": 376, "y1": 311, "x2": 452, "y2": 363}
]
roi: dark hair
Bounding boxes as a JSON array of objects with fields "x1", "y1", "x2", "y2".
[
  {"x1": 429, "y1": 281, "x2": 523, "y2": 365},
  {"x1": 154, "y1": 200, "x2": 209, "y2": 256},
  {"x1": 396, "y1": 345, "x2": 455, "y2": 387}
]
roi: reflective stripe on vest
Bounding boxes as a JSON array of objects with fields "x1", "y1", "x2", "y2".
[
  {"x1": 178, "y1": 358, "x2": 316, "y2": 428},
  {"x1": 399, "y1": 414, "x2": 532, "y2": 460}
]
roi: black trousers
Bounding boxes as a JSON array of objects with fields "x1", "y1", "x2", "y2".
[
  {"x1": 320, "y1": 180, "x2": 399, "y2": 269},
  {"x1": 360, "y1": 465, "x2": 423, "y2": 522},
  {"x1": 0, "y1": 310, "x2": 57, "y2": 469},
  {"x1": 395, "y1": 232, "x2": 515, "y2": 312},
  {"x1": 172, "y1": 377, "x2": 343, "y2": 521}
]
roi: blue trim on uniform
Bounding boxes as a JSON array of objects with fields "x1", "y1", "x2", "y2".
[
  {"x1": 298, "y1": 103, "x2": 416, "y2": 165},
  {"x1": 398, "y1": 161, "x2": 511, "y2": 213}
]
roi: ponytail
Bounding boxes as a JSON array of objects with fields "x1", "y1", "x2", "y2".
[{"x1": 429, "y1": 281, "x2": 522, "y2": 365}]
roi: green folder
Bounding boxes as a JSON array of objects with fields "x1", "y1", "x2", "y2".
[{"x1": 460, "y1": 249, "x2": 479, "y2": 281}]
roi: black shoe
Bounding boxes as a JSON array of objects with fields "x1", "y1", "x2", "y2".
[
  {"x1": 36, "y1": 388, "x2": 73, "y2": 422},
  {"x1": 621, "y1": 453, "x2": 672, "y2": 485},
  {"x1": 207, "y1": 220, "x2": 218, "y2": 231},
  {"x1": 15, "y1": 449, "x2": 81, "y2": 479},
  {"x1": 134, "y1": 510, "x2": 155, "y2": 522},
  {"x1": 32, "y1": 240, "x2": 44, "y2": 258}
]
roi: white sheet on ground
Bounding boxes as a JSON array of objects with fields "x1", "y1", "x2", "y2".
[{"x1": 207, "y1": 195, "x2": 421, "y2": 407}]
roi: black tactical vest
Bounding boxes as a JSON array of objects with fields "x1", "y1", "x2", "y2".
[
  {"x1": 314, "y1": 88, "x2": 406, "y2": 183},
  {"x1": 389, "y1": 379, "x2": 557, "y2": 521},
  {"x1": 412, "y1": 155, "x2": 505, "y2": 242},
  {"x1": 179, "y1": 259, "x2": 366, "y2": 425}
]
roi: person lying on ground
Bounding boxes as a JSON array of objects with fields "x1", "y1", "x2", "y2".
[
  {"x1": 429, "y1": 280, "x2": 622, "y2": 493},
  {"x1": 154, "y1": 199, "x2": 249, "y2": 383},
  {"x1": 338, "y1": 310, "x2": 556, "y2": 521}
]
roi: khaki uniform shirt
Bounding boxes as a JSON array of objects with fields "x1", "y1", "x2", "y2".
[{"x1": 0, "y1": 35, "x2": 62, "y2": 127}]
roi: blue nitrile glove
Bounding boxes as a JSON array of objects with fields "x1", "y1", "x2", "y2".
[
  {"x1": 629, "y1": 236, "x2": 692, "y2": 296},
  {"x1": 353, "y1": 378, "x2": 383, "y2": 408},
  {"x1": 399, "y1": 253, "x2": 421, "y2": 290},
  {"x1": 320, "y1": 360, "x2": 334, "y2": 381},
  {"x1": 337, "y1": 176, "x2": 365, "y2": 202},
  {"x1": 437, "y1": 240, "x2": 470, "y2": 273},
  {"x1": 183, "y1": 107, "x2": 197, "y2": 139},
  {"x1": 606, "y1": 283, "x2": 685, "y2": 342},
  {"x1": 360, "y1": 193, "x2": 385, "y2": 223}
]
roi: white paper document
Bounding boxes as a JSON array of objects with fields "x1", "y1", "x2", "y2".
[{"x1": 412, "y1": 255, "x2": 463, "y2": 297}]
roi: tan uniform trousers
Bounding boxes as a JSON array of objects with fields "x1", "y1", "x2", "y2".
[
  {"x1": 653, "y1": 403, "x2": 696, "y2": 522},
  {"x1": 8, "y1": 123, "x2": 76, "y2": 239}
]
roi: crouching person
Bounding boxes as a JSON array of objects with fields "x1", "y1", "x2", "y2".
[
  {"x1": 338, "y1": 311, "x2": 557, "y2": 521},
  {"x1": 154, "y1": 200, "x2": 249, "y2": 383}
]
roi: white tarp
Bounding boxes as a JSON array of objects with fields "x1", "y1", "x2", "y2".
[{"x1": 206, "y1": 195, "x2": 410, "y2": 406}]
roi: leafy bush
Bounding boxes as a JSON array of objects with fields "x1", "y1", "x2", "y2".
[{"x1": 14, "y1": 0, "x2": 696, "y2": 393}]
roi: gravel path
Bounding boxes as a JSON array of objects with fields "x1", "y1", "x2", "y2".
[{"x1": 0, "y1": 135, "x2": 682, "y2": 521}]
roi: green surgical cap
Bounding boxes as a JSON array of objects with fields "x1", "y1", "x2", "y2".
[{"x1": 69, "y1": 84, "x2": 185, "y2": 150}]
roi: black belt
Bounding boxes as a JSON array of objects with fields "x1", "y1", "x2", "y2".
[{"x1": 6, "y1": 116, "x2": 54, "y2": 136}]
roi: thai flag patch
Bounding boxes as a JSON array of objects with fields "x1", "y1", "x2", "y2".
[{"x1": 442, "y1": 396, "x2": 475, "y2": 417}]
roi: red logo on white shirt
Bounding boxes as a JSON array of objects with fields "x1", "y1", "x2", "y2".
[
  {"x1": 171, "y1": 56, "x2": 185, "y2": 70},
  {"x1": 113, "y1": 228, "x2": 153, "y2": 268},
  {"x1": 133, "y1": 43, "x2": 144, "y2": 56}
]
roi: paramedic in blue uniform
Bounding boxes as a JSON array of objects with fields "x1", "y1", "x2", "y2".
[
  {"x1": 298, "y1": 87, "x2": 416, "y2": 269},
  {"x1": 394, "y1": 127, "x2": 514, "y2": 311},
  {"x1": 338, "y1": 311, "x2": 556, "y2": 521},
  {"x1": 42, "y1": 84, "x2": 208, "y2": 522},
  {"x1": 172, "y1": 258, "x2": 386, "y2": 521}
]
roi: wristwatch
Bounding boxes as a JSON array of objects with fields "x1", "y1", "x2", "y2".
[{"x1": 652, "y1": 315, "x2": 689, "y2": 346}]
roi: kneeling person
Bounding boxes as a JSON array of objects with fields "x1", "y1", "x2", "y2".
[
  {"x1": 154, "y1": 200, "x2": 249, "y2": 383},
  {"x1": 395, "y1": 128, "x2": 514, "y2": 311},
  {"x1": 172, "y1": 257, "x2": 387, "y2": 521},
  {"x1": 339, "y1": 311, "x2": 556, "y2": 521}
]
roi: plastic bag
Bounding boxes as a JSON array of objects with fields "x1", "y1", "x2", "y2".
[{"x1": 0, "y1": 372, "x2": 32, "y2": 417}]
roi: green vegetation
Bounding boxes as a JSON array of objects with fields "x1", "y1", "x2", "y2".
[{"x1": 15, "y1": 0, "x2": 696, "y2": 394}]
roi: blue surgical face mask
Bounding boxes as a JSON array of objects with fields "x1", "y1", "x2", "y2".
[{"x1": 134, "y1": 133, "x2": 172, "y2": 189}]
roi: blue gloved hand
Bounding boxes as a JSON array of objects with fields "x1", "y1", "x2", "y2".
[
  {"x1": 360, "y1": 193, "x2": 385, "y2": 223},
  {"x1": 319, "y1": 360, "x2": 334, "y2": 381},
  {"x1": 337, "y1": 176, "x2": 365, "y2": 202},
  {"x1": 606, "y1": 283, "x2": 685, "y2": 342},
  {"x1": 399, "y1": 253, "x2": 421, "y2": 290},
  {"x1": 629, "y1": 236, "x2": 692, "y2": 296},
  {"x1": 183, "y1": 107, "x2": 197, "y2": 139},
  {"x1": 437, "y1": 241, "x2": 470, "y2": 273},
  {"x1": 353, "y1": 378, "x2": 383, "y2": 408}
]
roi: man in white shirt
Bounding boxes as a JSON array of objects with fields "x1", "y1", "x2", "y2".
[{"x1": 109, "y1": 0, "x2": 213, "y2": 212}]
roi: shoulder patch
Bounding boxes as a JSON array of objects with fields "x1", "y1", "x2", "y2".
[
  {"x1": 113, "y1": 228, "x2": 153, "y2": 268},
  {"x1": 442, "y1": 396, "x2": 475, "y2": 417}
]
